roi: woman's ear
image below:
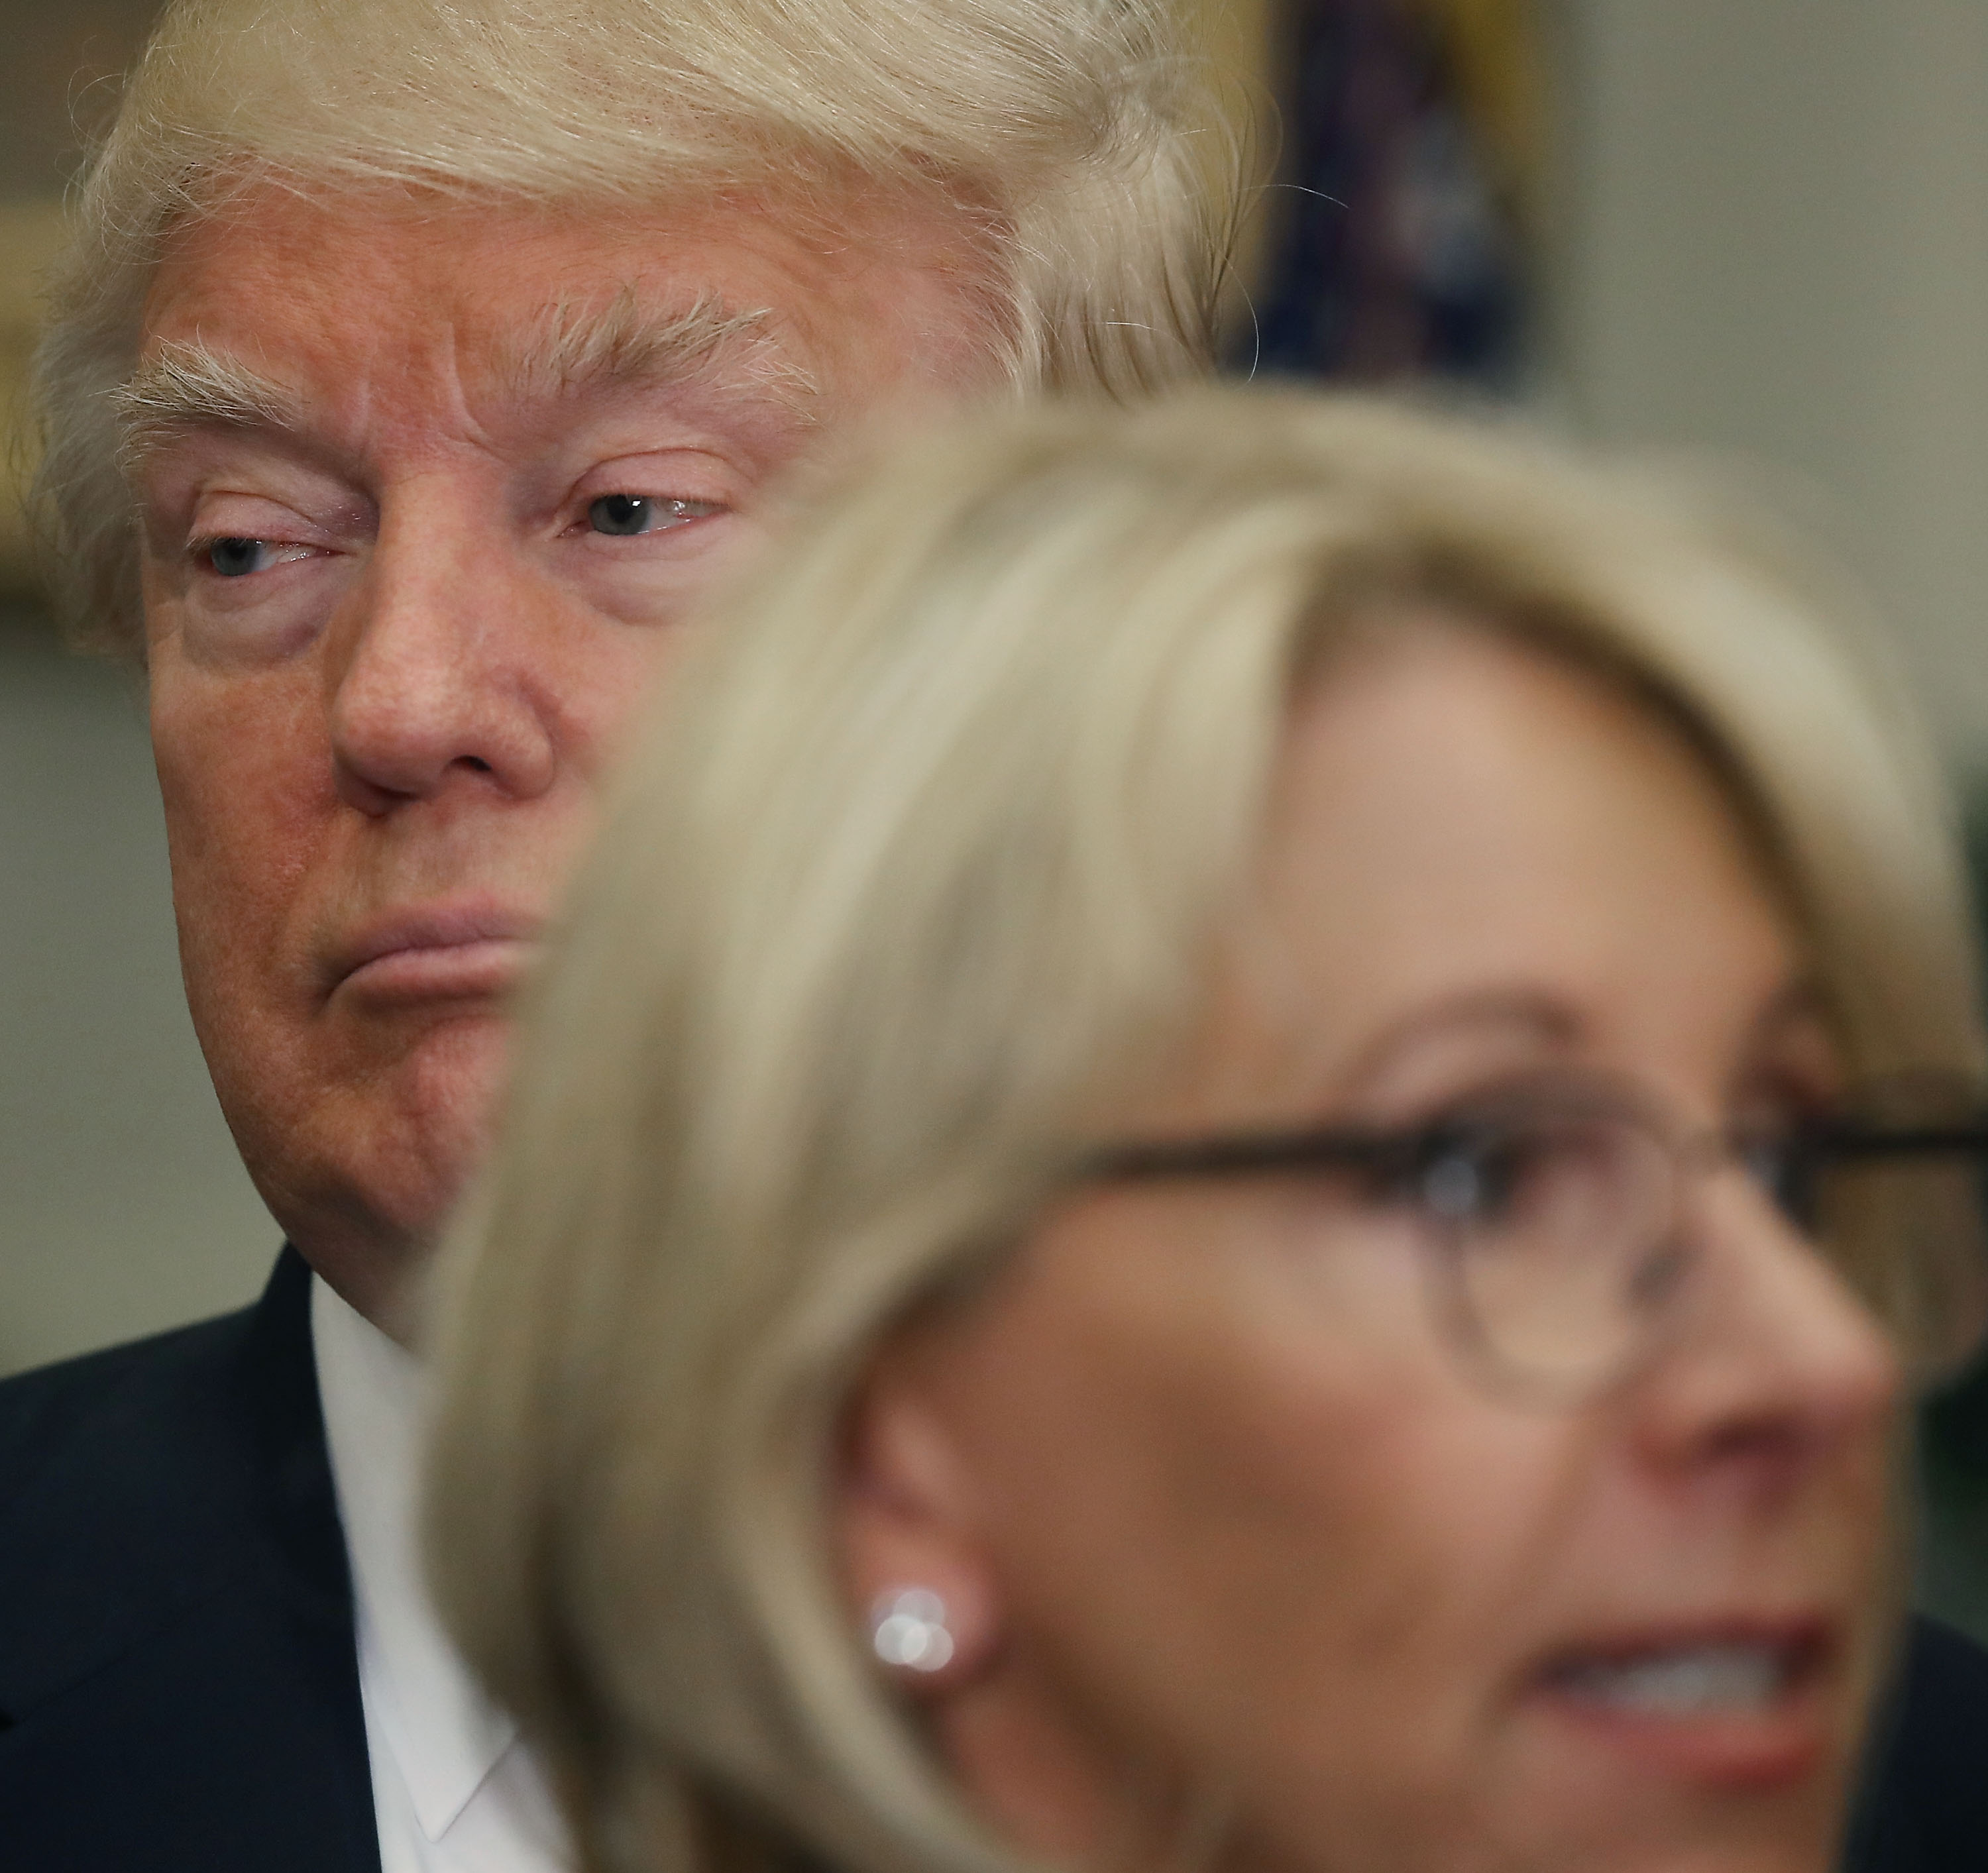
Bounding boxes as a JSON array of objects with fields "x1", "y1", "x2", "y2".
[{"x1": 836, "y1": 1349, "x2": 1002, "y2": 1693}]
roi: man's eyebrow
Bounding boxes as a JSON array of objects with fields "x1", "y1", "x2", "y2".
[
  {"x1": 113, "y1": 340, "x2": 307, "y2": 473},
  {"x1": 111, "y1": 292, "x2": 821, "y2": 476},
  {"x1": 500, "y1": 289, "x2": 820, "y2": 421}
]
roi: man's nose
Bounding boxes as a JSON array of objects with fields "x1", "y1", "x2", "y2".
[
  {"x1": 1629, "y1": 1175, "x2": 1903, "y2": 1498},
  {"x1": 328, "y1": 498, "x2": 560, "y2": 814}
]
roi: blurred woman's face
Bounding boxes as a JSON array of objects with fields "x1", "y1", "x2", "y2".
[{"x1": 846, "y1": 621, "x2": 1902, "y2": 1873}]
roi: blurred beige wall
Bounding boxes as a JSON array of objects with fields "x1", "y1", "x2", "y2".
[
  {"x1": 1557, "y1": 0, "x2": 1988, "y2": 765},
  {"x1": 1189, "y1": 0, "x2": 1278, "y2": 320},
  {"x1": 0, "y1": 618, "x2": 281, "y2": 1375},
  {"x1": 1, "y1": 0, "x2": 275, "y2": 1379},
  {"x1": 1, "y1": 0, "x2": 167, "y2": 595},
  {"x1": 1, "y1": 201, "x2": 64, "y2": 594}
]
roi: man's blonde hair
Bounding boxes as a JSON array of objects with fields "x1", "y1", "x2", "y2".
[
  {"x1": 29, "y1": 0, "x2": 1237, "y2": 655},
  {"x1": 427, "y1": 387, "x2": 1983, "y2": 1873}
]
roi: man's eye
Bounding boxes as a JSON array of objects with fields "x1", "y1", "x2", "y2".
[
  {"x1": 586, "y1": 494, "x2": 720, "y2": 537},
  {"x1": 203, "y1": 537, "x2": 280, "y2": 578}
]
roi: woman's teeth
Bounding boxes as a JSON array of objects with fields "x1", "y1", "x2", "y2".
[{"x1": 1549, "y1": 1645, "x2": 1792, "y2": 1715}]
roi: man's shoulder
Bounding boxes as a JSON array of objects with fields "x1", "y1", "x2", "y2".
[
  {"x1": 0, "y1": 1252, "x2": 382, "y2": 1872},
  {"x1": 0, "y1": 1303, "x2": 263, "y2": 1506},
  {"x1": 0, "y1": 1250, "x2": 340, "y2": 1721}
]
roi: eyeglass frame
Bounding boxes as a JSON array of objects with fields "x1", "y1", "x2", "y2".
[{"x1": 1063, "y1": 1074, "x2": 1988, "y2": 1402}]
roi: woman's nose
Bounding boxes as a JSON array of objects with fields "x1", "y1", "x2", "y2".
[{"x1": 1629, "y1": 1174, "x2": 1903, "y2": 1499}]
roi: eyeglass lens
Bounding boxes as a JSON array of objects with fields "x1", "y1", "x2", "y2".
[
  {"x1": 1414, "y1": 1111, "x2": 1677, "y2": 1393},
  {"x1": 1798, "y1": 1149, "x2": 1988, "y2": 1381},
  {"x1": 1417, "y1": 1090, "x2": 1988, "y2": 1395}
]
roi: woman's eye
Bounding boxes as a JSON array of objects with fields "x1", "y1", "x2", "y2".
[
  {"x1": 1415, "y1": 1147, "x2": 1500, "y2": 1225},
  {"x1": 1409, "y1": 1136, "x2": 1541, "y2": 1230},
  {"x1": 586, "y1": 494, "x2": 721, "y2": 537}
]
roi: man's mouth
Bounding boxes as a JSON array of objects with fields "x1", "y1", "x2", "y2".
[{"x1": 331, "y1": 902, "x2": 543, "y2": 1006}]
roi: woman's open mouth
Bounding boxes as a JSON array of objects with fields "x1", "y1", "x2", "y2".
[{"x1": 1531, "y1": 1623, "x2": 1838, "y2": 1788}]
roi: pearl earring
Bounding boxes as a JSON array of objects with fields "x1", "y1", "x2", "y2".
[{"x1": 870, "y1": 1587, "x2": 955, "y2": 1672}]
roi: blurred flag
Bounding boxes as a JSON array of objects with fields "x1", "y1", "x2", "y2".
[{"x1": 1246, "y1": 0, "x2": 1541, "y2": 389}]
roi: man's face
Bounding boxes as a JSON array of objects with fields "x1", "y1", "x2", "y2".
[{"x1": 131, "y1": 183, "x2": 1001, "y2": 1326}]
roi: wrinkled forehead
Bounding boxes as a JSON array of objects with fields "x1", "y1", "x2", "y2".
[
  {"x1": 126, "y1": 178, "x2": 1003, "y2": 451},
  {"x1": 139, "y1": 186, "x2": 798, "y2": 379}
]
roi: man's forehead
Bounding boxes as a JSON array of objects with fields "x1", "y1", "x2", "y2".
[
  {"x1": 122, "y1": 180, "x2": 1001, "y2": 472},
  {"x1": 145, "y1": 180, "x2": 844, "y2": 360},
  {"x1": 121, "y1": 277, "x2": 818, "y2": 468}
]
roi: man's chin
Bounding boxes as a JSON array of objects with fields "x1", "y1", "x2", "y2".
[{"x1": 233, "y1": 1016, "x2": 514, "y2": 1338}]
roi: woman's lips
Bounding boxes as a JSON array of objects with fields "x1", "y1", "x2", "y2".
[
  {"x1": 331, "y1": 906, "x2": 541, "y2": 1006},
  {"x1": 1527, "y1": 1621, "x2": 1838, "y2": 1790}
]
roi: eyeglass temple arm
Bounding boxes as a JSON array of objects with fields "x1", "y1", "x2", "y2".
[
  {"x1": 1800, "y1": 1121, "x2": 1988, "y2": 1160},
  {"x1": 1074, "y1": 1117, "x2": 1988, "y2": 1187},
  {"x1": 1072, "y1": 1128, "x2": 1409, "y2": 1185}
]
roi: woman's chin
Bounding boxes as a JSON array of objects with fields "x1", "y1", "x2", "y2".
[{"x1": 1480, "y1": 1697, "x2": 1855, "y2": 1873}]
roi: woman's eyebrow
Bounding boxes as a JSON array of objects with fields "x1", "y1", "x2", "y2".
[
  {"x1": 1337, "y1": 990, "x2": 1582, "y2": 1084},
  {"x1": 1731, "y1": 979, "x2": 1842, "y2": 1089},
  {"x1": 1260, "y1": 989, "x2": 1582, "y2": 1118}
]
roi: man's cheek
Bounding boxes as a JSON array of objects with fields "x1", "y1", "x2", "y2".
[
  {"x1": 170, "y1": 849, "x2": 286, "y2": 1055},
  {"x1": 571, "y1": 588, "x2": 732, "y2": 779},
  {"x1": 154, "y1": 658, "x2": 324, "y2": 842},
  {"x1": 152, "y1": 705, "x2": 312, "y2": 1020}
]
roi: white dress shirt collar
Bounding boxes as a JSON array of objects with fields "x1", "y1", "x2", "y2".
[{"x1": 312, "y1": 1273, "x2": 567, "y2": 1870}]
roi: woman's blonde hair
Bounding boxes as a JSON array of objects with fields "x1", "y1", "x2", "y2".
[
  {"x1": 28, "y1": 0, "x2": 1238, "y2": 655},
  {"x1": 427, "y1": 388, "x2": 1983, "y2": 1873}
]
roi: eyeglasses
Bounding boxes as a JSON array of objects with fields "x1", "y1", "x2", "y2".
[{"x1": 1071, "y1": 1074, "x2": 1988, "y2": 1399}]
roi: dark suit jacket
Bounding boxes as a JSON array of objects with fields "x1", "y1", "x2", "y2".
[
  {"x1": 0, "y1": 1244, "x2": 1984, "y2": 1872},
  {"x1": 1850, "y1": 1611, "x2": 1988, "y2": 1870},
  {"x1": 0, "y1": 1248, "x2": 380, "y2": 1872}
]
